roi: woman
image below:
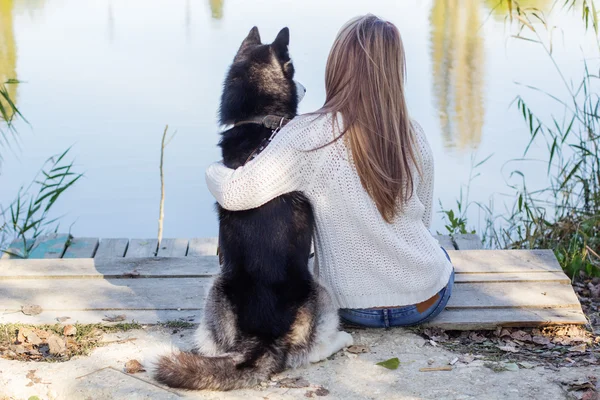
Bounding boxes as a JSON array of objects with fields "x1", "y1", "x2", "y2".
[{"x1": 205, "y1": 14, "x2": 454, "y2": 328}]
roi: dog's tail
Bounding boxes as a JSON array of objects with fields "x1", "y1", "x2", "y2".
[{"x1": 153, "y1": 348, "x2": 281, "y2": 391}]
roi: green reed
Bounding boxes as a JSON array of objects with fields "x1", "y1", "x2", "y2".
[
  {"x1": 443, "y1": 0, "x2": 600, "y2": 277},
  {"x1": 0, "y1": 80, "x2": 83, "y2": 258}
]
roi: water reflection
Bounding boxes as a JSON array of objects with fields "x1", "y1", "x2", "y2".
[
  {"x1": 484, "y1": 0, "x2": 552, "y2": 19},
  {"x1": 209, "y1": 0, "x2": 223, "y2": 19},
  {"x1": 430, "y1": 0, "x2": 485, "y2": 150},
  {"x1": 0, "y1": 0, "x2": 17, "y2": 120}
]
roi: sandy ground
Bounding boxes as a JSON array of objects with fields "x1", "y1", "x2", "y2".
[{"x1": 0, "y1": 326, "x2": 598, "y2": 400}]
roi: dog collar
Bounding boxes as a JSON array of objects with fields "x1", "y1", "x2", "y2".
[{"x1": 233, "y1": 115, "x2": 292, "y2": 130}]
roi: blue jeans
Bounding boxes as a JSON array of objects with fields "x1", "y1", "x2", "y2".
[{"x1": 339, "y1": 248, "x2": 454, "y2": 328}]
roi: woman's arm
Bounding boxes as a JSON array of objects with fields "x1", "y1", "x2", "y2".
[{"x1": 205, "y1": 117, "x2": 317, "y2": 211}]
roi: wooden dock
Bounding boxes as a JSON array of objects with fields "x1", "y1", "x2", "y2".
[{"x1": 0, "y1": 234, "x2": 588, "y2": 329}]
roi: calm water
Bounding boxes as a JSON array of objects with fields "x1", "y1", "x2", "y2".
[{"x1": 0, "y1": 0, "x2": 598, "y2": 238}]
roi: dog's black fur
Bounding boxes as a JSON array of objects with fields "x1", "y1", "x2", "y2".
[{"x1": 217, "y1": 27, "x2": 315, "y2": 343}]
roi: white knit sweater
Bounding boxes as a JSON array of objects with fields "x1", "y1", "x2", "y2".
[{"x1": 205, "y1": 113, "x2": 454, "y2": 309}]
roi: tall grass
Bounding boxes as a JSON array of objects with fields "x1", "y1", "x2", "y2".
[
  {"x1": 0, "y1": 80, "x2": 82, "y2": 258},
  {"x1": 443, "y1": 0, "x2": 600, "y2": 278}
]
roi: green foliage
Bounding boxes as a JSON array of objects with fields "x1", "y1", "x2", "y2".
[
  {"x1": 1, "y1": 148, "x2": 83, "y2": 258},
  {"x1": 0, "y1": 79, "x2": 83, "y2": 257},
  {"x1": 463, "y1": 0, "x2": 600, "y2": 278}
]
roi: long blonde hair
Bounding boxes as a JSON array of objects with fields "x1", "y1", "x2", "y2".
[{"x1": 318, "y1": 15, "x2": 419, "y2": 223}]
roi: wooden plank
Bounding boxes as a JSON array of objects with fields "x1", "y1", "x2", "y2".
[
  {"x1": 1, "y1": 238, "x2": 34, "y2": 259},
  {"x1": 28, "y1": 233, "x2": 70, "y2": 259},
  {"x1": 0, "y1": 309, "x2": 202, "y2": 325},
  {"x1": 0, "y1": 257, "x2": 220, "y2": 279},
  {"x1": 0, "y1": 277, "x2": 578, "y2": 311},
  {"x1": 454, "y1": 271, "x2": 570, "y2": 283},
  {"x1": 0, "y1": 251, "x2": 564, "y2": 279},
  {"x1": 446, "y1": 249, "x2": 563, "y2": 273},
  {"x1": 426, "y1": 308, "x2": 588, "y2": 330},
  {"x1": 453, "y1": 234, "x2": 483, "y2": 250},
  {"x1": 125, "y1": 239, "x2": 158, "y2": 258},
  {"x1": 95, "y1": 239, "x2": 129, "y2": 259},
  {"x1": 447, "y1": 281, "x2": 581, "y2": 309},
  {"x1": 157, "y1": 239, "x2": 188, "y2": 257},
  {"x1": 187, "y1": 237, "x2": 218, "y2": 256},
  {"x1": 63, "y1": 237, "x2": 99, "y2": 258},
  {"x1": 434, "y1": 235, "x2": 455, "y2": 250},
  {"x1": 0, "y1": 278, "x2": 211, "y2": 311}
]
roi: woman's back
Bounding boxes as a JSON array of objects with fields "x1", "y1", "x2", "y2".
[{"x1": 207, "y1": 112, "x2": 453, "y2": 308}]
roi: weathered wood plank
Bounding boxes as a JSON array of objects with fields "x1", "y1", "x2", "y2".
[
  {"x1": 125, "y1": 239, "x2": 158, "y2": 258},
  {"x1": 187, "y1": 237, "x2": 218, "y2": 256},
  {"x1": 426, "y1": 308, "x2": 588, "y2": 330},
  {"x1": 1, "y1": 238, "x2": 34, "y2": 259},
  {"x1": 0, "y1": 309, "x2": 202, "y2": 325},
  {"x1": 453, "y1": 234, "x2": 483, "y2": 250},
  {"x1": 454, "y1": 271, "x2": 570, "y2": 283},
  {"x1": 446, "y1": 249, "x2": 563, "y2": 273},
  {"x1": 0, "y1": 278, "x2": 579, "y2": 311},
  {"x1": 157, "y1": 239, "x2": 188, "y2": 257},
  {"x1": 0, "y1": 278, "x2": 211, "y2": 311},
  {"x1": 434, "y1": 235, "x2": 455, "y2": 250},
  {"x1": 0, "y1": 251, "x2": 565, "y2": 278},
  {"x1": 0, "y1": 257, "x2": 219, "y2": 279},
  {"x1": 95, "y1": 239, "x2": 129, "y2": 259},
  {"x1": 28, "y1": 233, "x2": 70, "y2": 259},
  {"x1": 447, "y1": 281, "x2": 581, "y2": 309},
  {"x1": 63, "y1": 237, "x2": 99, "y2": 258}
]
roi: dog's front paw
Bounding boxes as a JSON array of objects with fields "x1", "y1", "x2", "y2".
[{"x1": 337, "y1": 331, "x2": 354, "y2": 348}]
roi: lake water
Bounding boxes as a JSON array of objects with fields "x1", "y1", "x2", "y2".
[{"x1": 0, "y1": 0, "x2": 598, "y2": 239}]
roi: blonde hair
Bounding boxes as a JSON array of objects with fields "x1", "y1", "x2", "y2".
[{"x1": 317, "y1": 15, "x2": 419, "y2": 223}]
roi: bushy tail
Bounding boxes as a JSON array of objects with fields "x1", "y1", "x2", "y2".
[{"x1": 153, "y1": 350, "x2": 279, "y2": 391}]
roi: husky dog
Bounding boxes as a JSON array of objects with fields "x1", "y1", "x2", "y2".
[{"x1": 153, "y1": 27, "x2": 353, "y2": 391}]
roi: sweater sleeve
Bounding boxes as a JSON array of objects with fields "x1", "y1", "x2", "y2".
[
  {"x1": 413, "y1": 122, "x2": 434, "y2": 229},
  {"x1": 205, "y1": 118, "x2": 316, "y2": 211}
]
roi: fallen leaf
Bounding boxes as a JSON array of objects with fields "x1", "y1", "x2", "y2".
[
  {"x1": 28, "y1": 396, "x2": 41, "y2": 400},
  {"x1": 497, "y1": 344, "x2": 519, "y2": 353},
  {"x1": 569, "y1": 344, "x2": 587, "y2": 353},
  {"x1": 277, "y1": 377, "x2": 310, "y2": 388},
  {"x1": 503, "y1": 363, "x2": 519, "y2": 372},
  {"x1": 532, "y1": 336, "x2": 551, "y2": 345},
  {"x1": 124, "y1": 359, "x2": 145, "y2": 374},
  {"x1": 510, "y1": 330, "x2": 533, "y2": 342},
  {"x1": 26, "y1": 370, "x2": 41, "y2": 386},
  {"x1": 24, "y1": 331, "x2": 42, "y2": 346},
  {"x1": 346, "y1": 345, "x2": 369, "y2": 354},
  {"x1": 419, "y1": 366, "x2": 452, "y2": 372},
  {"x1": 468, "y1": 332, "x2": 487, "y2": 343},
  {"x1": 459, "y1": 355, "x2": 475, "y2": 363},
  {"x1": 518, "y1": 361, "x2": 535, "y2": 369},
  {"x1": 376, "y1": 357, "x2": 400, "y2": 370},
  {"x1": 587, "y1": 282, "x2": 600, "y2": 298},
  {"x1": 315, "y1": 387, "x2": 330, "y2": 396},
  {"x1": 102, "y1": 314, "x2": 126, "y2": 322},
  {"x1": 21, "y1": 304, "x2": 42, "y2": 316},
  {"x1": 582, "y1": 390, "x2": 599, "y2": 400},
  {"x1": 63, "y1": 325, "x2": 77, "y2": 336},
  {"x1": 47, "y1": 335, "x2": 65, "y2": 355}
]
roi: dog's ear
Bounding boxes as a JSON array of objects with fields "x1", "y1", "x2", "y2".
[
  {"x1": 238, "y1": 26, "x2": 261, "y2": 53},
  {"x1": 272, "y1": 27, "x2": 290, "y2": 61}
]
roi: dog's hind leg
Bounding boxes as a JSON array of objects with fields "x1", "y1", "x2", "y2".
[{"x1": 193, "y1": 277, "x2": 238, "y2": 355}]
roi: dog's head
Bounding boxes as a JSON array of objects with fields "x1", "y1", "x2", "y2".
[{"x1": 219, "y1": 27, "x2": 306, "y2": 125}]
